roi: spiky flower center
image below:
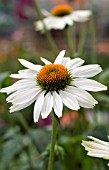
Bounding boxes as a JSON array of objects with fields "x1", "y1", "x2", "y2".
[
  {"x1": 37, "y1": 64, "x2": 72, "y2": 92},
  {"x1": 51, "y1": 4, "x2": 73, "y2": 17}
]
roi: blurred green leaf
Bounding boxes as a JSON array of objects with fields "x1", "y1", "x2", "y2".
[
  {"x1": 0, "y1": 72, "x2": 9, "y2": 87},
  {"x1": 1, "y1": 134, "x2": 25, "y2": 170},
  {"x1": 28, "y1": 128, "x2": 51, "y2": 153},
  {"x1": 99, "y1": 68, "x2": 109, "y2": 85}
]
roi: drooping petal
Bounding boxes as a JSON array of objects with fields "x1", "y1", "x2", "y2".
[
  {"x1": 1, "y1": 81, "x2": 36, "y2": 94},
  {"x1": 1, "y1": 79, "x2": 36, "y2": 94},
  {"x1": 54, "y1": 50, "x2": 65, "y2": 64},
  {"x1": 0, "y1": 85, "x2": 14, "y2": 94},
  {"x1": 87, "y1": 151, "x2": 109, "y2": 159},
  {"x1": 72, "y1": 10, "x2": 92, "y2": 22},
  {"x1": 73, "y1": 78, "x2": 107, "y2": 91},
  {"x1": 10, "y1": 88, "x2": 41, "y2": 104},
  {"x1": 82, "y1": 141, "x2": 109, "y2": 151},
  {"x1": 41, "y1": 57, "x2": 52, "y2": 65},
  {"x1": 62, "y1": 15, "x2": 74, "y2": 26},
  {"x1": 18, "y1": 59, "x2": 42, "y2": 71},
  {"x1": 59, "y1": 90, "x2": 80, "y2": 110},
  {"x1": 43, "y1": 16, "x2": 71, "y2": 30},
  {"x1": 72, "y1": 64, "x2": 102, "y2": 78},
  {"x1": 35, "y1": 14, "x2": 74, "y2": 31},
  {"x1": 33, "y1": 91, "x2": 45, "y2": 122},
  {"x1": 65, "y1": 58, "x2": 84, "y2": 70},
  {"x1": 41, "y1": 92, "x2": 53, "y2": 119},
  {"x1": 82, "y1": 136, "x2": 109, "y2": 160},
  {"x1": 6, "y1": 87, "x2": 41, "y2": 103},
  {"x1": 53, "y1": 91, "x2": 63, "y2": 117},
  {"x1": 66, "y1": 86, "x2": 98, "y2": 108},
  {"x1": 9, "y1": 94, "x2": 39, "y2": 113},
  {"x1": 88, "y1": 136, "x2": 109, "y2": 147}
]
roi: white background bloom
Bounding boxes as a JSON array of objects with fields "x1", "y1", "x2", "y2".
[
  {"x1": 35, "y1": 4, "x2": 92, "y2": 31},
  {"x1": 82, "y1": 136, "x2": 109, "y2": 166},
  {"x1": 0, "y1": 50, "x2": 107, "y2": 122}
]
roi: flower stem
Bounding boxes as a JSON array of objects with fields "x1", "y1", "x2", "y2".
[
  {"x1": 64, "y1": 27, "x2": 74, "y2": 58},
  {"x1": 78, "y1": 0, "x2": 86, "y2": 57},
  {"x1": 78, "y1": 23, "x2": 86, "y2": 57},
  {"x1": 47, "y1": 111, "x2": 58, "y2": 170},
  {"x1": 89, "y1": 0, "x2": 96, "y2": 63},
  {"x1": 16, "y1": 112, "x2": 29, "y2": 132},
  {"x1": 33, "y1": 0, "x2": 58, "y2": 55}
]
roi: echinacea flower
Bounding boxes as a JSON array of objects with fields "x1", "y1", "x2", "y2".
[
  {"x1": 0, "y1": 50, "x2": 107, "y2": 122},
  {"x1": 82, "y1": 136, "x2": 109, "y2": 166},
  {"x1": 35, "y1": 4, "x2": 92, "y2": 32}
]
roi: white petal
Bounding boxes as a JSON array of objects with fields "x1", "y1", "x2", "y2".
[
  {"x1": 33, "y1": 91, "x2": 45, "y2": 122},
  {"x1": 73, "y1": 78, "x2": 107, "y2": 91},
  {"x1": 54, "y1": 50, "x2": 65, "y2": 64},
  {"x1": 35, "y1": 20, "x2": 44, "y2": 32},
  {"x1": 41, "y1": 9, "x2": 50, "y2": 16},
  {"x1": 62, "y1": 15, "x2": 74, "y2": 26},
  {"x1": 72, "y1": 10, "x2": 92, "y2": 22},
  {"x1": 12, "y1": 79, "x2": 36, "y2": 87},
  {"x1": 35, "y1": 16, "x2": 73, "y2": 31},
  {"x1": 10, "y1": 88, "x2": 41, "y2": 104},
  {"x1": 61, "y1": 57, "x2": 70, "y2": 66},
  {"x1": 88, "y1": 151, "x2": 109, "y2": 159},
  {"x1": 53, "y1": 91, "x2": 63, "y2": 117},
  {"x1": 88, "y1": 136, "x2": 109, "y2": 147},
  {"x1": 18, "y1": 69, "x2": 36, "y2": 74},
  {"x1": 41, "y1": 92, "x2": 53, "y2": 119},
  {"x1": 18, "y1": 59, "x2": 42, "y2": 72},
  {"x1": 6, "y1": 87, "x2": 41, "y2": 102},
  {"x1": 0, "y1": 86, "x2": 13, "y2": 94},
  {"x1": 72, "y1": 64, "x2": 102, "y2": 78},
  {"x1": 82, "y1": 140, "x2": 109, "y2": 151},
  {"x1": 41, "y1": 57, "x2": 52, "y2": 65},
  {"x1": 2, "y1": 80, "x2": 36, "y2": 94},
  {"x1": 43, "y1": 17, "x2": 67, "y2": 30},
  {"x1": 10, "y1": 73, "x2": 36, "y2": 79},
  {"x1": 9, "y1": 94, "x2": 38, "y2": 112},
  {"x1": 59, "y1": 90, "x2": 80, "y2": 110},
  {"x1": 65, "y1": 58, "x2": 84, "y2": 70},
  {"x1": 66, "y1": 86, "x2": 98, "y2": 108}
]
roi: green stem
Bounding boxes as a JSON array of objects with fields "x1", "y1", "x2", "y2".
[
  {"x1": 47, "y1": 112, "x2": 58, "y2": 170},
  {"x1": 78, "y1": 23, "x2": 86, "y2": 57},
  {"x1": 64, "y1": 27, "x2": 74, "y2": 58},
  {"x1": 16, "y1": 113, "x2": 29, "y2": 132},
  {"x1": 33, "y1": 0, "x2": 58, "y2": 55},
  {"x1": 77, "y1": 0, "x2": 86, "y2": 57},
  {"x1": 89, "y1": 0, "x2": 96, "y2": 63}
]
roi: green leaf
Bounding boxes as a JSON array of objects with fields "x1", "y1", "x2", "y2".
[
  {"x1": 99, "y1": 68, "x2": 109, "y2": 85},
  {"x1": 0, "y1": 72, "x2": 9, "y2": 87},
  {"x1": 28, "y1": 128, "x2": 51, "y2": 153},
  {"x1": 1, "y1": 135, "x2": 24, "y2": 170}
]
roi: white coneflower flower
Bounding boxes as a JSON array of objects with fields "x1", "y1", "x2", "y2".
[
  {"x1": 0, "y1": 50, "x2": 107, "y2": 122},
  {"x1": 82, "y1": 136, "x2": 109, "y2": 166},
  {"x1": 35, "y1": 4, "x2": 92, "y2": 32}
]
